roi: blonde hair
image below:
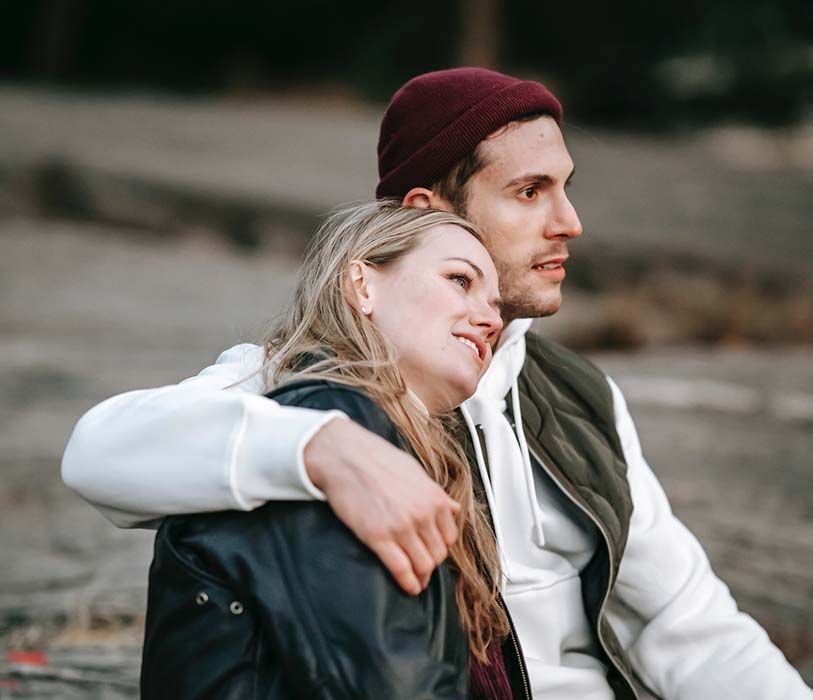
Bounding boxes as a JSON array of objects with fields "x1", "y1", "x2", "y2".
[{"x1": 262, "y1": 199, "x2": 508, "y2": 662}]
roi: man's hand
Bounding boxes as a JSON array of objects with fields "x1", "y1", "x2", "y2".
[{"x1": 304, "y1": 417, "x2": 460, "y2": 596}]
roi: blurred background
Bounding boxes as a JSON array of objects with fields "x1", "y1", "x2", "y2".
[{"x1": 1, "y1": 1, "x2": 811, "y2": 696}]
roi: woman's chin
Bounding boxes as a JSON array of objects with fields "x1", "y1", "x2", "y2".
[
  {"x1": 436, "y1": 376, "x2": 481, "y2": 412},
  {"x1": 409, "y1": 369, "x2": 481, "y2": 414}
]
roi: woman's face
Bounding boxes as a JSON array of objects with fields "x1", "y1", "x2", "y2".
[{"x1": 362, "y1": 224, "x2": 503, "y2": 413}]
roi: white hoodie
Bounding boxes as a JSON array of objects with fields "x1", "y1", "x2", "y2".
[
  {"x1": 62, "y1": 326, "x2": 812, "y2": 699},
  {"x1": 462, "y1": 319, "x2": 614, "y2": 698}
]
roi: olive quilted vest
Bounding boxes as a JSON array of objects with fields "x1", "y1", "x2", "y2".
[{"x1": 463, "y1": 331, "x2": 639, "y2": 699}]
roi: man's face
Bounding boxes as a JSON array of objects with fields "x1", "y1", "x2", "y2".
[{"x1": 462, "y1": 115, "x2": 582, "y2": 322}]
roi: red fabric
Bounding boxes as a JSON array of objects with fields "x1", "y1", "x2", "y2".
[
  {"x1": 469, "y1": 642, "x2": 514, "y2": 699},
  {"x1": 376, "y1": 67, "x2": 563, "y2": 199},
  {"x1": 6, "y1": 651, "x2": 49, "y2": 666}
]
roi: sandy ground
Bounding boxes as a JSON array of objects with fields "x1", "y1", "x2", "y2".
[{"x1": 0, "y1": 87, "x2": 811, "y2": 695}]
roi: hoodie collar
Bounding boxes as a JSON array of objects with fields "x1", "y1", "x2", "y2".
[{"x1": 472, "y1": 318, "x2": 533, "y2": 406}]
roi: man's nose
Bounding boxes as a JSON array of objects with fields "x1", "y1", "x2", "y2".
[{"x1": 545, "y1": 192, "x2": 583, "y2": 240}]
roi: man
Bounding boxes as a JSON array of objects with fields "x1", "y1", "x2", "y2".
[{"x1": 62, "y1": 68, "x2": 811, "y2": 698}]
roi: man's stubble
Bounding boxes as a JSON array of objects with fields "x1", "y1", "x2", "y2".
[
  {"x1": 452, "y1": 201, "x2": 564, "y2": 325},
  {"x1": 494, "y1": 255, "x2": 563, "y2": 325}
]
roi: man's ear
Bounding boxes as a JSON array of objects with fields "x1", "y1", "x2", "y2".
[
  {"x1": 402, "y1": 187, "x2": 454, "y2": 212},
  {"x1": 347, "y1": 260, "x2": 375, "y2": 316}
]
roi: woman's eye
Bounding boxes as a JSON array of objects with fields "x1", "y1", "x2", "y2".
[{"x1": 450, "y1": 274, "x2": 470, "y2": 290}]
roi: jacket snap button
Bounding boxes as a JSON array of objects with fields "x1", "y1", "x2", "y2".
[
  {"x1": 195, "y1": 592, "x2": 209, "y2": 606},
  {"x1": 229, "y1": 601, "x2": 244, "y2": 615}
]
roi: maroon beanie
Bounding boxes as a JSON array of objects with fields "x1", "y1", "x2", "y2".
[{"x1": 376, "y1": 67, "x2": 563, "y2": 199}]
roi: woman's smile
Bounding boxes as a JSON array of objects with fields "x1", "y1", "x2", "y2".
[{"x1": 452, "y1": 333, "x2": 485, "y2": 364}]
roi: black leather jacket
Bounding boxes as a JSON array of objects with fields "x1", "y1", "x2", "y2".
[{"x1": 140, "y1": 380, "x2": 469, "y2": 699}]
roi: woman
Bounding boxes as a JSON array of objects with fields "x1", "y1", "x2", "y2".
[{"x1": 140, "y1": 201, "x2": 511, "y2": 699}]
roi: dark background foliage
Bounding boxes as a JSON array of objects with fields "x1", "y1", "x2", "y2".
[{"x1": 3, "y1": 0, "x2": 812, "y2": 126}]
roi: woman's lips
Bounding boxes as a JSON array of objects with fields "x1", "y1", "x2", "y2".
[{"x1": 452, "y1": 333, "x2": 485, "y2": 363}]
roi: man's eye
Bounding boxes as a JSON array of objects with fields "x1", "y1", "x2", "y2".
[{"x1": 521, "y1": 187, "x2": 537, "y2": 200}]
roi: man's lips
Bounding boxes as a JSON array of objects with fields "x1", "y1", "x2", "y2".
[{"x1": 532, "y1": 256, "x2": 567, "y2": 280}]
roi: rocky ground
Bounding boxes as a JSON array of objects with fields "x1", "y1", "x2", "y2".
[{"x1": 0, "y1": 88, "x2": 811, "y2": 696}]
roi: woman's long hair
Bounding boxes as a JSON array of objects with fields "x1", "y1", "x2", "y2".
[{"x1": 261, "y1": 199, "x2": 508, "y2": 662}]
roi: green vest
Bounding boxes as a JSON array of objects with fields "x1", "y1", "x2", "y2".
[{"x1": 464, "y1": 331, "x2": 639, "y2": 699}]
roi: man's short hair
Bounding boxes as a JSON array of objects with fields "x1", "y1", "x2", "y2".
[{"x1": 431, "y1": 112, "x2": 548, "y2": 217}]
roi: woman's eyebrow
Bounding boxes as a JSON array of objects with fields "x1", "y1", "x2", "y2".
[
  {"x1": 444, "y1": 257, "x2": 484, "y2": 279},
  {"x1": 444, "y1": 257, "x2": 502, "y2": 309}
]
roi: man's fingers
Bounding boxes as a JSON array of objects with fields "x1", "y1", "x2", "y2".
[
  {"x1": 436, "y1": 504, "x2": 460, "y2": 547},
  {"x1": 369, "y1": 541, "x2": 422, "y2": 596},
  {"x1": 398, "y1": 531, "x2": 439, "y2": 590},
  {"x1": 307, "y1": 420, "x2": 464, "y2": 595},
  {"x1": 416, "y1": 517, "x2": 449, "y2": 567}
]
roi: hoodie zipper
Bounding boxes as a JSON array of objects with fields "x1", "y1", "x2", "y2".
[
  {"x1": 525, "y1": 441, "x2": 639, "y2": 700},
  {"x1": 496, "y1": 590, "x2": 532, "y2": 700},
  {"x1": 478, "y1": 566, "x2": 533, "y2": 700},
  {"x1": 474, "y1": 425, "x2": 532, "y2": 700}
]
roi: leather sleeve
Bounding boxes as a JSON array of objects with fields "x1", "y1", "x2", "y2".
[
  {"x1": 141, "y1": 383, "x2": 468, "y2": 700},
  {"x1": 269, "y1": 381, "x2": 406, "y2": 444}
]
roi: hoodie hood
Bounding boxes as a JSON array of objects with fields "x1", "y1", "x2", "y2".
[{"x1": 473, "y1": 318, "x2": 533, "y2": 406}]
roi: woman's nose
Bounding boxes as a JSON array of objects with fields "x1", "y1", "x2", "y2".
[{"x1": 473, "y1": 302, "x2": 503, "y2": 344}]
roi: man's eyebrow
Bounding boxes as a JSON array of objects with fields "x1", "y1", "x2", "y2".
[
  {"x1": 504, "y1": 173, "x2": 552, "y2": 189},
  {"x1": 444, "y1": 256, "x2": 484, "y2": 279},
  {"x1": 504, "y1": 167, "x2": 576, "y2": 189}
]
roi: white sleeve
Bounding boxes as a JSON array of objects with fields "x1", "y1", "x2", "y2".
[
  {"x1": 604, "y1": 377, "x2": 811, "y2": 700},
  {"x1": 61, "y1": 344, "x2": 344, "y2": 529}
]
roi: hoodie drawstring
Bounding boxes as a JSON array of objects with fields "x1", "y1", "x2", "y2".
[{"x1": 511, "y1": 378, "x2": 546, "y2": 548}]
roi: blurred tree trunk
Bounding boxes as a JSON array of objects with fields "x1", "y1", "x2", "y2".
[
  {"x1": 29, "y1": 0, "x2": 84, "y2": 79},
  {"x1": 459, "y1": 0, "x2": 500, "y2": 69}
]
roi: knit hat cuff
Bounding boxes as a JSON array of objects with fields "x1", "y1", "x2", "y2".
[{"x1": 376, "y1": 80, "x2": 562, "y2": 199}]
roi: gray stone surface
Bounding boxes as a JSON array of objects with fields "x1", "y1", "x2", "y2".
[
  {"x1": 0, "y1": 87, "x2": 810, "y2": 695},
  {"x1": 0, "y1": 219, "x2": 810, "y2": 695},
  {"x1": 1, "y1": 87, "x2": 811, "y2": 278},
  {"x1": 0, "y1": 219, "x2": 301, "y2": 698}
]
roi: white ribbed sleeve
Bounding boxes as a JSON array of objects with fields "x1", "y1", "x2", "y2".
[
  {"x1": 61, "y1": 344, "x2": 341, "y2": 528},
  {"x1": 605, "y1": 377, "x2": 811, "y2": 699}
]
